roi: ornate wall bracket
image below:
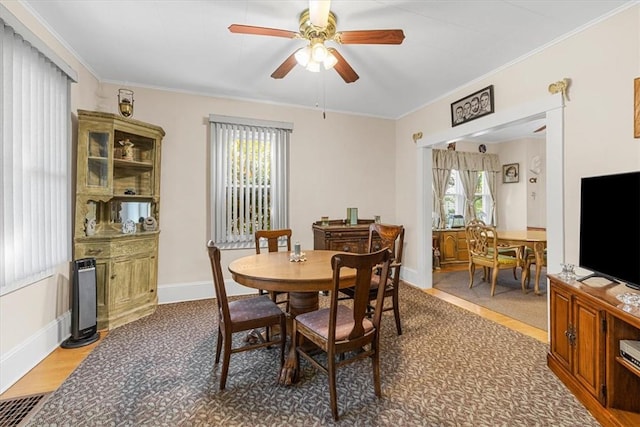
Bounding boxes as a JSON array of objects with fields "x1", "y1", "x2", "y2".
[
  {"x1": 412, "y1": 131, "x2": 423, "y2": 143},
  {"x1": 548, "y1": 78, "x2": 571, "y2": 102}
]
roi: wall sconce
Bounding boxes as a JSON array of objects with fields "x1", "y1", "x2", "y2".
[{"x1": 118, "y1": 89, "x2": 134, "y2": 118}]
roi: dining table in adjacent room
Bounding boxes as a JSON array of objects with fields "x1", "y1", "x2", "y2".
[
  {"x1": 228, "y1": 249, "x2": 356, "y2": 385},
  {"x1": 497, "y1": 229, "x2": 547, "y2": 295}
]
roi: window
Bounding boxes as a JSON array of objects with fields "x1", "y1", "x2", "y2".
[
  {"x1": 209, "y1": 115, "x2": 292, "y2": 248},
  {"x1": 443, "y1": 170, "x2": 493, "y2": 225},
  {"x1": 473, "y1": 171, "x2": 493, "y2": 224},
  {"x1": 0, "y1": 15, "x2": 77, "y2": 295}
]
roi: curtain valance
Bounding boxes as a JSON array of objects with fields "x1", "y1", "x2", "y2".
[{"x1": 433, "y1": 149, "x2": 500, "y2": 172}]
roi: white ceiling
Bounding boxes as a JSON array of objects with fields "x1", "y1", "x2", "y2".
[{"x1": 22, "y1": 0, "x2": 631, "y2": 120}]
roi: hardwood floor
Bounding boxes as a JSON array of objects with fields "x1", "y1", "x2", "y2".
[{"x1": 0, "y1": 275, "x2": 546, "y2": 401}]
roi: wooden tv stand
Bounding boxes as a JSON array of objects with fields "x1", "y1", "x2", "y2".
[{"x1": 548, "y1": 274, "x2": 640, "y2": 426}]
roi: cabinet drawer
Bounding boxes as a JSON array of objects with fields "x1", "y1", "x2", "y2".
[
  {"x1": 76, "y1": 235, "x2": 157, "y2": 259},
  {"x1": 325, "y1": 231, "x2": 369, "y2": 239},
  {"x1": 76, "y1": 243, "x2": 108, "y2": 258},
  {"x1": 327, "y1": 240, "x2": 362, "y2": 253}
]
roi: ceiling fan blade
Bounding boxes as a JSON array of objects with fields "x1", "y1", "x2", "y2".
[
  {"x1": 228, "y1": 24, "x2": 298, "y2": 39},
  {"x1": 335, "y1": 29, "x2": 405, "y2": 45},
  {"x1": 271, "y1": 53, "x2": 298, "y2": 79},
  {"x1": 309, "y1": 0, "x2": 331, "y2": 27},
  {"x1": 327, "y1": 48, "x2": 359, "y2": 83}
]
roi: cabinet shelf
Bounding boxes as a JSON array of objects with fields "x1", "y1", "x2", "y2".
[
  {"x1": 113, "y1": 159, "x2": 153, "y2": 169},
  {"x1": 88, "y1": 155, "x2": 108, "y2": 162},
  {"x1": 616, "y1": 355, "x2": 640, "y2": 379},
  {"x1": 111, "y1": 194, "x2": 156, "y2": 200}
]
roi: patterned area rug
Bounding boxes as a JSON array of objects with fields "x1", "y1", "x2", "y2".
[
  {"x1": 27, "y1": 284, "x2": 595, "y2": 426},
  {"x1": 433, "y1": 268, "x2": 548, "y2": 331}
]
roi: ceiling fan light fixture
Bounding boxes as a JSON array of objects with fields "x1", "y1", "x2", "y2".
[
  {"x1": 294, "y1": 46, "x2": 311, "y2": 66},
  {"x1": 305, "y1": 60, "x2": 321, "y2": 72},
  {"x1": 310, "y1": 41, "x2": 328, "y2": 62},
  {"x1": 323, "y1": 51, "x2": 337, "y2": 69}
]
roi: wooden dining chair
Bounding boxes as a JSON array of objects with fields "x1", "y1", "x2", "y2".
[
  {"x1": 522, "y1": 246, "x2": 547, "y2": 292},
  {"x1": 465, "y1": 222, "x2": 520, "y2": 296},
  {"x1": 255, "y1": 229, "x2": 291, "y2": 312},
  {"x1": 466, "y1": 218, "x2": 519, "y2": 280},
  {"x1": 339, "y1": 223, "x2": 405, "y2": 335},
  {"x1": 292, "y1": 248, "x2": 392, "y2": 421},
  {"x1": 207, "y1": 241, "x2": 286, "y2": 390}
]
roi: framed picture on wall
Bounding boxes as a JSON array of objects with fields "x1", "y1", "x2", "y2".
[
  {"x1": 502, "y1": 163, "x2": 519, "y2": 183},
  {"x1": 451, "y1": 85, "x2": 494, "y2": 127}
]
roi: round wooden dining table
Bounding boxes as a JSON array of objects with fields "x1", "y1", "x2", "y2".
[{"x1": 228, "y1": 249, "x2": 356, "y2": 384}]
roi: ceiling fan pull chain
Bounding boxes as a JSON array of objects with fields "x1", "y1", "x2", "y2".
[{"x1": 323, "y1": 72, "x2": 327, "y2": 119}]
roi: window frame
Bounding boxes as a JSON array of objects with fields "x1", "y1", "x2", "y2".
[
  {"x1": 444, "y1": 169, "x2": 493, "y2": 226},
  {"x1": 209, "y1": 115, "x2": 292, "y2": 249},
  {"x1": 0, "y1": 13, "x2": 76, "y2": 295}
]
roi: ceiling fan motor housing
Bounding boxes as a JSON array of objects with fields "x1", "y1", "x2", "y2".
[{"x1": 299, "y1": 9, "x2": 337, "y2": 42}]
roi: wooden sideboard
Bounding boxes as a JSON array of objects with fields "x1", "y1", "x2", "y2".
[
  {"x1": 312, "y1": 219, "x2": 379, "y2": 253},
  {"x1": 548, "y1": 274, "x2": 640, "y2": 427},
  {"x1": 432, "y1": 228, "x2": 468, "y2": 266}
]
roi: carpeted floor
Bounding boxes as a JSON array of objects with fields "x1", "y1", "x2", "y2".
[
  {"x1": 433, "y1": 267, "x2": 548, "y2": 331},
  {"x1": 27, "y1": 284, "x2": 594, "y2": 426}
]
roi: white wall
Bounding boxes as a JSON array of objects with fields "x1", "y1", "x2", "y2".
[
  {"x1": 524, "y1": 138, "x2": 547, "y2": 229},
  {"x1": 395, "y1": 5, "x2": 640, "y2": 286},
  {"x1": 495, "y1": 139, "x2": 530, "y2": 230},
  {"x1": 93, "y1": 84, "x2": 396, "y2": 292}
]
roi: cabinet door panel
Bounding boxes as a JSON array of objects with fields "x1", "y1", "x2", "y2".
[
  {"x1": 457, "y1": 233, "x2": 469, "y2": 261},
  {"x1": 112, "y1": 256, "x2": 153, "y2": 305},
  {"x1": 441, "y1": 233, "x2": 458, "y2": 262},
  {"x1": 550, "y1": 286, "x2": 572, "y2": 371},
  {"x1": 573, "y1": 297, "x2": 606, "y2": 404}
]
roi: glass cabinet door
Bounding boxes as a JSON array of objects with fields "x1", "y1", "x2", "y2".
[{"x1": 87, "y1": 131, "x2": 110, "y2": 189}]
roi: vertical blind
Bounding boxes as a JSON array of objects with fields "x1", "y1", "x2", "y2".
[
  {"x1": 209, "y1": 115, "x2": 292, "y2": 248},
  {"x1": 0, "y1": 18, "x2": 74, "y2": 295}
]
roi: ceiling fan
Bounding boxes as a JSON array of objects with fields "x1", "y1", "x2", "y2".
[{"x1": 228, "y1": 0, "x2": 405, "y2": 83}]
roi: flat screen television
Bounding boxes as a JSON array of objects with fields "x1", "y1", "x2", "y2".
[{"x1": 579, "y1": 171, "x2": 640, "y2": 290}]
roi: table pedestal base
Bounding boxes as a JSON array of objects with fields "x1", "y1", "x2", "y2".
[{"x1": 279, "y1": 291, "x2": 320, "y2": 385}]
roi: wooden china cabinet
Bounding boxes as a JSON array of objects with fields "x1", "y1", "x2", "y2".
[{"x1": 73, "y1": 110, "x2": 165, "y2": 330}]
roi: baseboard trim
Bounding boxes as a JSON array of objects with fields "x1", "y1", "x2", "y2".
[
  {"x1": 0, "y1": 312, "x2": 71, "y2": 394},
  {"x1": 157, "y1": 279, "x2": 255, "y2": 305}
]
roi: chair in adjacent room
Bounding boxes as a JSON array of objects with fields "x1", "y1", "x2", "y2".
[
  {"x1": 207, "y1": 241, "x2": 286, "y2": 390},
  {"x1": 292, "y1": 248, "x2": 392, "y2": 421},
  {"x1": 521, "y1": 246, "x2": 547, "y2": 292},
  {"x1": 338, "y1": 223, "x2": 405, "y2": 335},
  {"x1": 465, "y1": 222, "x2": 520, "y2": 296},
  {"x1": 466, "y1": 218, "x2": 520, "y2": 280},
  {"x1": 255, "y1": 229, "x2": 292, "y2": 311}
]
